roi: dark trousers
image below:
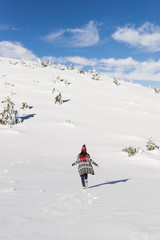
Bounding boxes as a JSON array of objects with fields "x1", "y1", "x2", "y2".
[{"x1": 80, "y1": 173, "x2": 88, "y2": 187}]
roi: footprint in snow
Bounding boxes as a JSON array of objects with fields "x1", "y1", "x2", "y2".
[
  {"x1": 82, "y1": 191, "x2": 98, "y2": 204},
  {"x1": 42, "y1": 192, "x2": 98, "y2": 218},
  {"x1": 57, "y1": 192, "x2": 98, "y2": 205}
]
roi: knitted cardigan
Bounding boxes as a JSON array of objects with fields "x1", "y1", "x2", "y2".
[{"x1": 72, "y1": 152, "x2": 98, "y2": 176}]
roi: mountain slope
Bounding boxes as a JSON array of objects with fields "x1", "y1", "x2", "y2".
[{"x1": 0, "y1": 58, "x2": 160, "y2": 240}]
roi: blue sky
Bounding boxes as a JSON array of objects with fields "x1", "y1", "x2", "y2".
[{"x1": 1, "y1": 0, "x2": 160, "y2": 86}]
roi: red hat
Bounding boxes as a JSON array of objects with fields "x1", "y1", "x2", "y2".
[{"x1": 82, "y1": 145, "x2": 87, "y2": 151}]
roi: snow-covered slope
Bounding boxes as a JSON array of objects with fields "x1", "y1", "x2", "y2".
[{"x1": 0, "y1": 58, "x2": 160, "y2": 240}]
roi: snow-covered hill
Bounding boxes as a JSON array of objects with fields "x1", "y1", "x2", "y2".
[{"x1": 0, "y1": 57, "x2": 160, "y2": 240}]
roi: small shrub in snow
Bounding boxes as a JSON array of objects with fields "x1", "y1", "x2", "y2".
[
  {"x1": 67, "y1": 64, "x2": 73, "y2": 70},
  {"x1": 41, "y1": 60, "x2": 48, "y2": 67},
  {"x1": 55, "y1": 93, "x2": 62, "y2": 104},
  {"x1": 122, "y1": 146, "x2": 136, "y2": 157},
  {"x1": 79, "y1": 70, "x2": 85, "y2": 74},
  {"x1": 92, "y1": 69, "x2": 100, "y2": 81},
  {"x1": 113, "y1": 78, "x2": 120, "y2": 86},
  {"x1": 146, "y1": 137, "x2": 159, "y2": 151},
  {"x1": 0, "y1": 97, "x2": 21, "y2": 126},
  {"x1": 21, "y1": 102, "x2": 30, "y2": 110},
  {"x1": 154, "y1": 88, "x2": 160, "y2": 94},
  {"x1": 122, "y1": 146, "x2": 142, "y2": 157}
]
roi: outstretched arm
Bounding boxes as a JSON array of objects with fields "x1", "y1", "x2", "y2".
[
  {"x1": 72, "y1": 155, "x2": 81, "y2": 166},
  {"x1": 90, "y1": 159, "x2": 99, "y2": 167}
]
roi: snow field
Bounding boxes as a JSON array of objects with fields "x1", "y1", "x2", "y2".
[{"x1": 0, "y1": 58, "x2": 160, "y2": 239}]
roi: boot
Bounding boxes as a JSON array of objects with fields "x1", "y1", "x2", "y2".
[{"x1": 85, "y1": 179, "x2": 88, "y2": 188}]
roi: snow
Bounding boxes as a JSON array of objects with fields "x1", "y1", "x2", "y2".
[{"x1": 0, "y1": 57, "x2": 160, "y2": 239}]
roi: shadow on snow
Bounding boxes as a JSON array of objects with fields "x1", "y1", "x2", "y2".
[
  {"x1": 62, "y1": 99, "x2": 71, "y2": 103},
  {"x1": 20, "y1": 114, "x2": 36, "y2": 122},
  {"x1": 88, "y1": 178, "x2": 130, "y2": 189}
]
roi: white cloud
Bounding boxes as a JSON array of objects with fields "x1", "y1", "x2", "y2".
[
  {"x1": 71, "y1": 21, "x2": 99, "y2": 47},
  {"x1": 100, "y1": 57, "x2": 138, "y2": 70},
  {"x1": 0, "y1": 41, "x2": 37, "y2": 61},
  {"x1": 64, "y1": 56, "x2": 98, "y2": 66},
  {"x1": 43, "y1": 55, "x2": 98, "y2": 67},
  {"x1": 42, "y1": 21, "x2": 99, "y2": 47},
  {"x1": 112, "y1": 22, "x2": 160, "y2": 52},
  {"x1": 100, "y1": 58, "x2": 160, "y2": 81},
  {"x1": 43, "y1": 30, "x2": 65, "y2": 42}
]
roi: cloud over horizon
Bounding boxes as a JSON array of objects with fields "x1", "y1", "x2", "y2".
[
  {"x1": 112, "y1": 22, "x2": 160, "y2": 52},
  {"x1": 42, "y1": 21, "x2": 99, "y2": 47},
  {"x1": 0, "y1": 41, "x2": 37, "y2": 61},
  {"x1": 44, "y1": 55, "x2": 160, "y2": 82},
  {"x1": 0, "y1": 40, "x2": 160, "y2": 83}
]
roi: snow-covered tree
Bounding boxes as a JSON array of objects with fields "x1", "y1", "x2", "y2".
[
  {"x1": 92, "y1": 69, "x2": 100, "y2": 81},
  {"x1": 146, "y1": 137, "x2": 156, "y2": 151},
  {"x1": 0, "y1": 97, "x2": 21, "y2": 126}
]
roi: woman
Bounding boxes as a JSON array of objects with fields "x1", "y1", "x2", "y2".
[{"x1": 72, "y1": 145, "x2": 99, "y2": 188}]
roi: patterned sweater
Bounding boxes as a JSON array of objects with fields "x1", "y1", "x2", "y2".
[{"x1": 72, "y1": 152, "x2": 98, "y2": 176}]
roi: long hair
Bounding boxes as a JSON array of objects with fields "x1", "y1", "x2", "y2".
[{"x1": 80, "y1": 150, "x2": 87, "y2": 155}]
